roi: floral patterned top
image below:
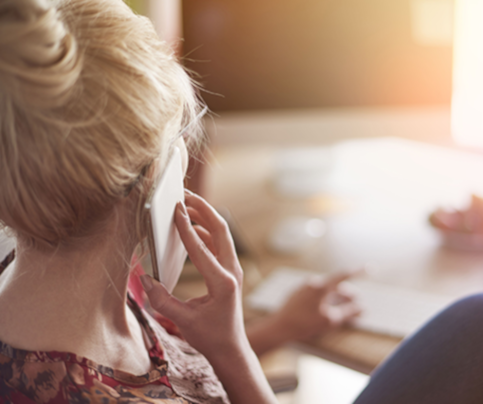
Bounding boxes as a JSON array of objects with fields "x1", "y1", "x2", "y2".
[{"x1": 0, "y1": 255, "x2": 230, "y2": 404}]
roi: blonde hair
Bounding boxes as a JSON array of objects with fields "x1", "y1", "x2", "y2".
[{"x1": 0, "y1": 0, "x2": 201, "y2": 248}]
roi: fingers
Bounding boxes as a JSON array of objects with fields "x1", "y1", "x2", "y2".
[
  {"x1": 184, "y1": 191, "x2": 237, "y2": 266},
  {"x1": 140, "y1": 275, "x2": 185, "y2": 320},
  {"x1": 185, "y1": 206, "x2": 210, "y2": 229},
  {"x1": 325, "y1": 301, "x2": 362, "y2": 328},
  {"x1": 193, "y1": 225, "x2": 216, "y2": 255},
  {"x1": 326, "y1": 288, "x2": 355, "y2": 305},
  {"x1": 323, "y1": 269, "x2": 362, "y2": 289},
  {"x1": 318, "y1": 273, "x2": 362, "y2": 327},
  {"x1": 308, "y1": 269, "x2": 364, "y2": 297},
  {"x1": 174, "y1": 201, "x2": 226, "y2": 292}
]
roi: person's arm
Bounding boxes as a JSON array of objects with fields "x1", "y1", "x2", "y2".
[
  {"x1": 246, "y1": 272, "x2": 361, "y2": 357},
  {"x1": 141, "y1": 190, "x2": 277, "y2": 404}
]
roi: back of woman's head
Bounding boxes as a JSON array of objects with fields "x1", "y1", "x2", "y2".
[{"x1": 0, "y1": 0, "x2": 200, "y2": 248}]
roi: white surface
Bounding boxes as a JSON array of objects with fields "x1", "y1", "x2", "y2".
[
  {"x1": 285, "y1": 138, "x2": 483, "y2": 297},
  {"x1": 247, "y1": 267, "x2": 457, "y2": 338},
  {"x1": 273, "y1": 147, "x2": 334, "y2": 197},
  {"x1": 268, "y1": 217, "x2": 326, "y2": 255},
  {"x1": 148, "y1": 147, "x2": 187, "y2": 293},
  {"x1": 295, "y1": 355, "x2": 369, "y2": 404}
]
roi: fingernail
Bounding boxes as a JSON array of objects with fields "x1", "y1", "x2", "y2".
[
  {"x1": 178, "y1": 201, "x2": 188, "y2": 216},
  {"x1": 140, "y1": 275, "x2": 153, "y2": 292},
  {"x1": 184, "y1": 189, "x2": 194, "y2": 196}
]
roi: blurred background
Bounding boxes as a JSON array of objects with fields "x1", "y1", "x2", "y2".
[
  {"x1": 130, "y1": 0, "x2": 454, "y2": 111},
  {"x1": 126, "y1": 0, "x2": 474, "y2": 148},
  {"x1": 182, "y1": 0, "x2": 453, "y2": 112},
  {"x1": 124, "y1": 2, "x2": 483, "y2": 402}
]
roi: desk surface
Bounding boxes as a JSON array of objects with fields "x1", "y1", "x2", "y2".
[{"x1": 202, "y1": 137, "x2": 483, "y2": 373}]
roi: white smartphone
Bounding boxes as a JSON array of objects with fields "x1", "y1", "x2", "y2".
[
  {"x1": 0, "y1": 230, "x2": 15, "y2": 264},
  {"x1": 145, "y1": 147, "x2": 187, "y2": 293}
]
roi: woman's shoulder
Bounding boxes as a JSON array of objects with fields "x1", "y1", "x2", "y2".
[
  {"x1": 0, "y1": 338, "x2": 189, "y2": 404},
  {"x1": 0, "y1": 287, "x2": 229, "y2": 404},
  {"x1": 0, "y1": 261, "x2": 229, "y2": 404}
]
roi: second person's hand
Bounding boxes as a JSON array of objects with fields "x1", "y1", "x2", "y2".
[{"x1": 247, "y1": 271, "x2": 362, "y2": 357}]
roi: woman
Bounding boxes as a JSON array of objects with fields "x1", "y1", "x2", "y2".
[
  {"x1": 0, "y1": 0, "x2": 357, "y2": 403},
  {"x1": 3, "y1": 1, "x2": 483, "y2": 403}
]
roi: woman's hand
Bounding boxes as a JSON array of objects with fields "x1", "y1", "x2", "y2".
[
  {"x1": 141, "y1": 190, "x2": 244, "y2": 357},
  {"x1": 247, "y1": 272, "x2": 361, "y2": 357},
  {"x1": 141, "y1": 191, "x2": 277, "y2": 404}
]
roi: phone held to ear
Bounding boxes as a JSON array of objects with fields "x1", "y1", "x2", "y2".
[{"x1": 145, "y1": 147, "x2": 187, "y2": 293}]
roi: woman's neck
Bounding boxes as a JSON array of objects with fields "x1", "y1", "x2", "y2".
[{"x1": 0, "y1": 221, "x2": 153, "y2": 375}]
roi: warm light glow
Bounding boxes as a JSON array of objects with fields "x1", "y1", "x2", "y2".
[{"x1": 451, "y1": 0, "x2": 483, "y2": 147}]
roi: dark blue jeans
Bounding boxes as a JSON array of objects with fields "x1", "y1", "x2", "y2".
[{"x1": 353, "y1": 294, "x2": 483, "y2": 404}]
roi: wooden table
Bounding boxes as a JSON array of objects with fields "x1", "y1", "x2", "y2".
[{"x1": 196, "y1": 137, "x2": 483, "y2": 374}]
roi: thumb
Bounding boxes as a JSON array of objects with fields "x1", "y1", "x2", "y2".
[
  {"x1": 310, "y1": 269, "x2": 364, "y2": 297},
  {"x1": 325, "y1": 301, "x2": 362, "y2": 328},
  {"x1": 140, "y1": 275, "x2": 185, "y2": 320}
]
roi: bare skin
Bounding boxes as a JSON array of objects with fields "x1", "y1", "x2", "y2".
[{"x1": 0, "y1": 201, "x2": 153, "y2": 375}]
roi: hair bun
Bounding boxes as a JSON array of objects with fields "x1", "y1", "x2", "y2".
[{"x1": 0, "y1": 0, "x2": 82, "y2": 109}]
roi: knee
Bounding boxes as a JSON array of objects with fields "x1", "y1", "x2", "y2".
[
  {"x1": 427, "y1": 293, "x2": 483, "y2": 340},
  {"x1": 444, "y1": 293, "x2": 483, "y2": 321}
]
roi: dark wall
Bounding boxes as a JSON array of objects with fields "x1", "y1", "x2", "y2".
[{"x1": 182, "y1": 0, "x2": 453, "y2": 112}]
